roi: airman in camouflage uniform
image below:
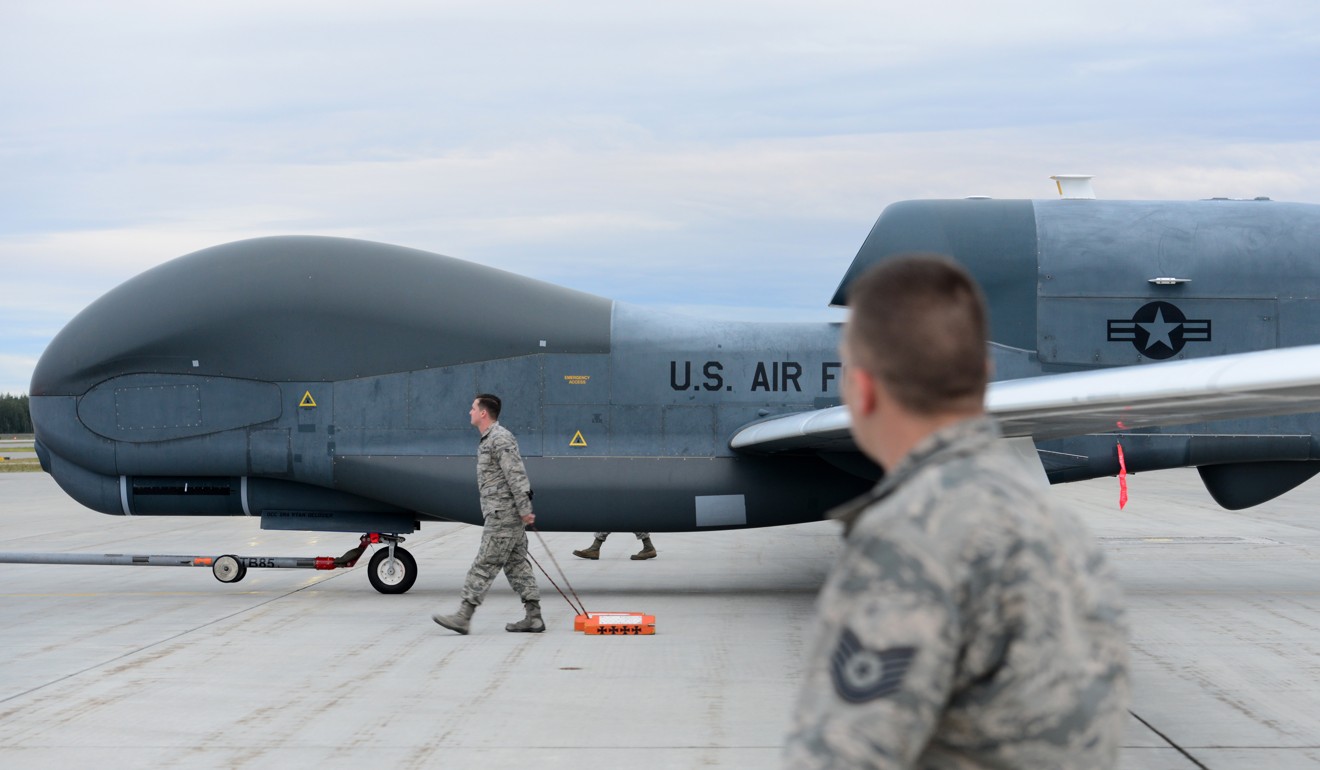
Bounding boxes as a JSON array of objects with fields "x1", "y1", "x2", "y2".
[
  {"x1": 785, "y1": 417, "x2": 1129, "y2": 768},
  {"x1": 433, "y1": 394, "x2": 543, "y2": 635},
  {"x1": 785, "y1": 255, "x2": 1129, "y2": 768}
]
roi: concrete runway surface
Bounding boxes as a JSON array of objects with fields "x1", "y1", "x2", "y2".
[{"x1": 2, "y1": 468, "x2": 1319, "y2": 769}]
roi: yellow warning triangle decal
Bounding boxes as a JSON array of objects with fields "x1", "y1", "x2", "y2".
[
  {"x1": 569, "y1": 430, "x2": 587, "y2": 447},
  {"x1": 299, "y1": 391, "x2": 317, "y2": 408}
]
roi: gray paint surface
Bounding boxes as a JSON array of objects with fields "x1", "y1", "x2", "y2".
[
  {"x1": 831, "y1": 199, "x2": 1039, "y2": 349},
  {"x1": 30, "y1": 235, "x2": 612, "y2": 396},
  {"x1": 27, "y1": 200, "x2": 1320, "y2": 541}
]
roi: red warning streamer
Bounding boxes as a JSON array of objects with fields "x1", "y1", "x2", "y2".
[{"x1": 1116, "y1": 441, "x2": 1128, "y2": 510}]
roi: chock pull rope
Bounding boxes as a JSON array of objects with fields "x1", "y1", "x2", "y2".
[
  {"x1": 527, "y1": 551, "x2": 585, "y2": 616},
  {"x1": 527, "y1": 526, "x2": 587, "y2": 616}
]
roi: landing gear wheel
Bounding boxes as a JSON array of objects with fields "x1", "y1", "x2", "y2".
[
  {"x1": 368, "y1": 547, "x2": 417, "y2": 594},
  {"x1": 213, "y1": 554, "x2": 247, "y2": 584}
]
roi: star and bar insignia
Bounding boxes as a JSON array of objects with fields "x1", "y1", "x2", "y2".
[{"x1": 1107, "y1": 301, "x2": 1211, "y2": 359}]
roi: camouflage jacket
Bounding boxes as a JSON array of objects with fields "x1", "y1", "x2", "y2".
[
  {"x1": 477, "y1": 422, "x2": 533, "y2": 524},
  {"x1": 785, "y1": 416, "x2": 1129, "y2": 769}
]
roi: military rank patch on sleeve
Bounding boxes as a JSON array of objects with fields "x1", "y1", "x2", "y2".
[{"x1": 830, "y1": 627, "x2": 916, "y2": 703}]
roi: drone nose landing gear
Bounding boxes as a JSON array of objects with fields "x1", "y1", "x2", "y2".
[
  {"x1": 0, "y1": 532, "x2": 418, "y2": 595},
  {"x1": 359, "y1": 534, "x2": 417, "y2": 594},
  {"x1": 213, "y1": 532, "x2": 417, "y2": 594}
]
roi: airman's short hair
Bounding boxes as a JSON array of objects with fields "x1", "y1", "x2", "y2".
[
  {"x1": 475, "y1": 393, "x2": 502, "y2": 420},
  {"x1": 843, "y1": 254, "x2": 988, "y2": 415}
]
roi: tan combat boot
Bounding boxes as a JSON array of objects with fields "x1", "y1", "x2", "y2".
[
  {"x1": 506, "y1": 600, "x2": 545, "y2": 633},
  {"x1": 432, "y1": 600, "x2": 476, "y2": 634},
  {"x1": 573, "y1": 537, "x2": 605, "y2": 560},
  {"x1": 631, "y1": 537, "x2": 658, "y2": 560}
]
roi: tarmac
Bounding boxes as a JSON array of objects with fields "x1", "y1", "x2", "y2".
[{"x1": 1, "y1": 467, "x2": 1318, "y2": 769}]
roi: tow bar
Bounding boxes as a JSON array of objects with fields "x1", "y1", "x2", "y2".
[{"x1": 0, "y1": 533, "x2": 418, "y2": 595}]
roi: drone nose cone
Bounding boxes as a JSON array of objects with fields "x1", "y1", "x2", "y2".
[
  {"x1": 33, "y1": 235, "x2": 614, "y2": 400},
  {"x1": 29, "y1": 252, "x2": 217, "y2": 398}
]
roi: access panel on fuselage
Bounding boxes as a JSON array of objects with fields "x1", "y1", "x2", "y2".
[
  {"x1": 1036, "y1": 200, "x2": 1283, "y2": 366},
  {"x1": 542, "y1": 354, "x2": 610, "y2": 456}
]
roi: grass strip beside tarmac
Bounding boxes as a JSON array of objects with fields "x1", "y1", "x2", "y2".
[{"x1": 0, "y1": 437, "x2": 40, "y2": 472}]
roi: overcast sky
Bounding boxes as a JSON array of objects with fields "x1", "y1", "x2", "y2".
[{"x1": 3, "y1": 0, "x2": 1319, "y2": 395}]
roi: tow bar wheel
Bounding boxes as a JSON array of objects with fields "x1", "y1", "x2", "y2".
[
  {"x1": 368, "y1": 547, "x2": 417, "y2": 594},
  {"x1": 213, "y1": 554, "x2": 247, "y2": 584}
]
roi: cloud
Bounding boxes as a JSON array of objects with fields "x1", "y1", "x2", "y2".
[
  {"x1": 3, "y1": 0, "x2": 1320, "y2": 394},
  {"x1": 0, "y1": 353, "x2": 39, "y2": 398}
]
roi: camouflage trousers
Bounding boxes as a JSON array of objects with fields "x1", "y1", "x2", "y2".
[
  {"x1": 461, "y1": 515, "x2": 541, "y2": 607},
  {"x1": 594, "y1": 532, "x2": 650, "y2": 540}
]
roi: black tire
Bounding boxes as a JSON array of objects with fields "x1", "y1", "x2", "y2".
[
  {"x1": 213, "y1": 554, "x2": 247, "y2": 584},
  {"x1": 367, "y1": 547, "x2": 417, "y2": 594}
]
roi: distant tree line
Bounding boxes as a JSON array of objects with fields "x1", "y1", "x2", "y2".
[{"x1": 0, "y1": 394, "x2": 32, "y2": 434}]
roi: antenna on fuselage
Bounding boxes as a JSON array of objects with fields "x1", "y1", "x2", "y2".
[{"x1": 1050, "y1": 174, "x2": 1096, "y2": 199}]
